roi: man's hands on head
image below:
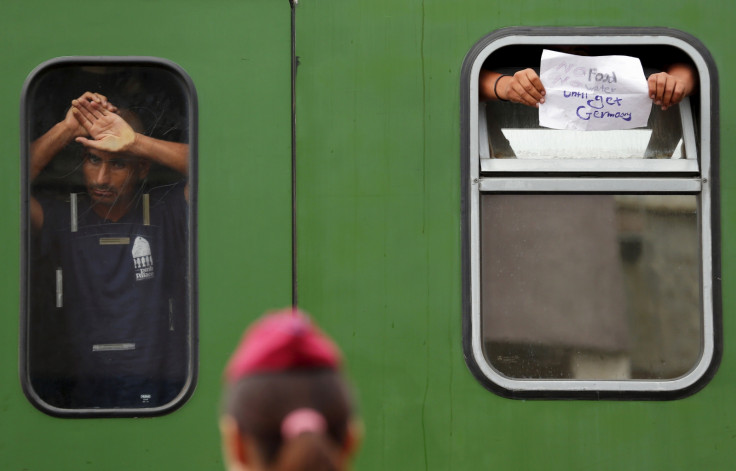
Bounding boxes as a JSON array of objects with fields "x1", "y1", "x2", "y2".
[
  {"x1": 63, "y1": 92, "x2": 117, "y2": 138},
  {"x1": 70, "y1": 91, "x2": 189, "y2": 179},
  {"x1": 72, "y1": 95, "x2": 135, "y2": 153},
  {"x1": 30, "y1": 92, "x2": 119, "y2": 184}
]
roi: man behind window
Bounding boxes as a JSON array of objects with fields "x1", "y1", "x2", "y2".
[{"x1": 29, "y1": 92, "x2": 190, "y2": 409}]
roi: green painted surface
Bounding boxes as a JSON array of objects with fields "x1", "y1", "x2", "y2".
[
  {"x1": 0, "y1": 0, "x2": 735, "y2": 470},
  {"x1": 0, "y1": 0, "x2": 292, "y2": 469},
  {"x1": 295, "y1": 1, "x2": 736, "y2": 470}
]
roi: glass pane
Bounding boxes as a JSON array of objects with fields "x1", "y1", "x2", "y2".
[
  {"x1": 24, "y1": 61, "x2": 196, "y2": 413},
  {"x1": 480, "y1": 194, "x2": 701, "y2": 380},
  {"x1": 486, "y1": 102, "x2": 685, "y2": 159}
]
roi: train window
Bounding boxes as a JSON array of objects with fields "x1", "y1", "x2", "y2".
[
  {"x1": 461, "y1": 28, "x2": 721, "y2": 399},
  {"x1": 20, "y1": 58, "x2": 198, "y2": 417}
]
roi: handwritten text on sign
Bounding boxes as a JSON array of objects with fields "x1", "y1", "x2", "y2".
[{"x1": 539, "y1": 49, "x2": 651, "y2": 131}]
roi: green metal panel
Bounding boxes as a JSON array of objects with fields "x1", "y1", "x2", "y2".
[
  {"x1": 295, "y1": 1, "x2": 736, "y2": 470},
  {"x1": 0, "y1": 0, "x2": 735, "y2": 470},
  {"x1": 0, "y1": 0, "x2": 292, "y2": 469}
]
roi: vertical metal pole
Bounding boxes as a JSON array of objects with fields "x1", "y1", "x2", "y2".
[
  {"x1": 142, "y1": 193, "x2": 150, "y2": 226},
  {"x1": 70, "y1": 193, "x2": 78, "y2": 233},
  {"x1": 55, "y1": 268, "x2": 63, "y2": 308},
  {"x1": 290, "y1": 0, "x2": 298, "y2": 307}
]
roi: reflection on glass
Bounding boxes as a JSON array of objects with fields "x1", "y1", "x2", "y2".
[
  {"x1": 485, "y1": 101, "x2": 685, "y2": 159},
  {"x1": 25, "y1": 62, "x2": 195, "y2": 412},
  {"x1": 480, "y1": 194, "x2": 700, "y2": 380}
]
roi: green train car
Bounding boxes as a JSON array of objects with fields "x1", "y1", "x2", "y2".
[{"x1": 1, "y1": 0, "x2": 734, "y2": 469}]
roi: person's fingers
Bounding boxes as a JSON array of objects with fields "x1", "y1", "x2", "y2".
[
  {"x1": 661, "y1": 77, "x2": 677, "y2": 108},
  {"x1": 662, "y1": 81, "x2": 686, "y2": 111},
  {"x1": 91, "y1": 94, "x2": 117, "y2": 113},
  {"x1": 77, "y1": 91, "x2": 116, "y2": 112},
  {"x1": 508, "y1": 69, "x2": 545, "y2": 107},
  {"x1": 74, "y1": 136, "x2": 104, "y2": 150},
  {"x1": 88, "y1": 100, "x2": 109, "y2": 116},
  {"x1": 647, "y1": 74, "x2": 658, "y2": 102},
  {"x1": 79, "y1": 91, "x2": 102, "y2": 104},
  {"x1": 509, "y1": 87, "x2": 536, "y2": 107},
  {"x1": 671, "y1": 82, "x2": 686, "y2": 105},
  {"x1": 508, "y1": 84, "x2": 539, "y2": 107},
  {"x1": 506, "y1": 80, "x2": 527, "y2": 106},
  {"x1": 649, "y1": 73, "x2": 668, "y2": 105},
  {"x1": 93, "y1": 93, "x2": 109, "y2": 109},
  {"x1": 527, "y1": 72, "x2": 546, "y2": 98},
  {"x1": 75, "y1": 97, "x2": 106, "y2": 120},
  {"x1": 516, "y1": 75, "x2": 542, "y2": 102},
  {"x1": 71, "y1": 102, "x2": 93, "y2": 126},
  {"x1": 648, "y1": 73, "x2": 689, "y2": 110},
  {"x1": 655, "y1": 74, "x2": 667, "y2": 105}
]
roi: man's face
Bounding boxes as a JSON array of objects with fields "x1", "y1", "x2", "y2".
[{"x1": 82, "y1": 149, "x2": 146, "y2": 208}]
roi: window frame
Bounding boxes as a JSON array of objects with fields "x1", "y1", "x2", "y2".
[
  {"x1": 460, "y1": 27, "x2": 721, "y2": 399},
  {"x1": 19, "y1": 56, "x2": 199, "y2": 417}
]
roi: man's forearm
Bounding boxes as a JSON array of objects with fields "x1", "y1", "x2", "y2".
[
  {"x1": 665, "y1": 63, "x2": 697, "y2": 97},
  {"x1": 127, "y1": 134, "x2": 189, "y2": 176},
  {"x1": 30, "y1": 120, "x2": 77, "y2": 181}
]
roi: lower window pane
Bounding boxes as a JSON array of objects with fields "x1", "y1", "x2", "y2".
[{"x1": 480, "y1": 194, "x2": 701, "y2": 380}]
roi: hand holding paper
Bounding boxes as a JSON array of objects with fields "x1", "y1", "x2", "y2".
[
  {"x1": 539, "y1": 49, "x2": 652, "y2": 131},
  {"x1": 648, "y1": 63, "x2": 696, "y2": 110}
]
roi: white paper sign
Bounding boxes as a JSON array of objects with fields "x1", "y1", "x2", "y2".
[{"x1": 539, "y1": 49, "x2": 651, "y2": 131}]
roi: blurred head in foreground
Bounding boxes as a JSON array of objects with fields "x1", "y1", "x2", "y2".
[{"x1": 220, "y1": 308, "x2": 361, "y2": 471}]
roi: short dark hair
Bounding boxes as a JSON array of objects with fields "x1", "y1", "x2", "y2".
[{"x1": 223, "y1": 369, "x2": 354, "y2": 467}]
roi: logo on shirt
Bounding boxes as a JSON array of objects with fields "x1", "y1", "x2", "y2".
[{"x1": 132, "y1": 236, "x2": 155, "y2": 281}]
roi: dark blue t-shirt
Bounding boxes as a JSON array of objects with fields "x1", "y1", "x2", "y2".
[{"x1": 34, "y1": 181, "x2": 189, "y2": 409}]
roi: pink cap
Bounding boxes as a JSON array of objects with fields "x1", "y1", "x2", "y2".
[{"x1": 225, "y1": 308, "x2": 342, "y2": 382}]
